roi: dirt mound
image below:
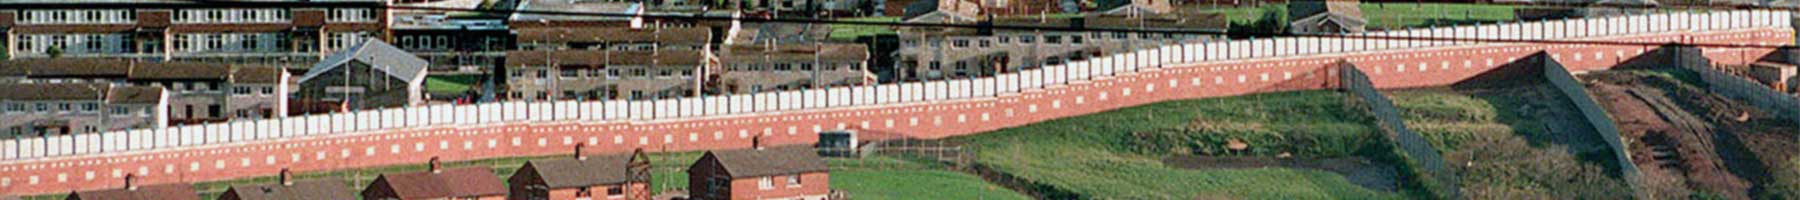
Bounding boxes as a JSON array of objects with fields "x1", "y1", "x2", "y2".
[{"x1": 1583, "y1": 70, "x2": 1800, "y2": 199}]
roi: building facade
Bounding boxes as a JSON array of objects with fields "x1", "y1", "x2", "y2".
[
  {"x1": 0, "y1": 0, "x2": 390, "y2": 68},
  {"x1": 504, "y1": 50, "x2": 716, "y2": 100},
  {"x1": 508, "y1": 147, "x2": 652, "y2": 200},
  {"x1": 894, "y1": 13, "x2": 1225, "y2": 80},
  {"x1": 717, "y1": 44, "x2": 873, "y2": 94},
  {"x1": 0, "y1": 58, "x2": 288, "y2": 126},
  {"x1": 0, "y1": 83, "x2": 165, "y2": 137},
  {"x1": 297, "y1": 39, "x2": 430, "y2": 110},
  {"x1": 687, "y1": 145, "x2": 830, "y2": 200}
]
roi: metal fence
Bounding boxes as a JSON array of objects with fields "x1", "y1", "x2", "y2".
[
  {"x1": 1, "y1": 10, "x2": 1788, "y2": 161},
  {"x1": 1668, "y1": 46, "x2": 1800, "y2": 125},
  {"x1": 1338, "y1": 62, "x2": 1463, "y2": 199}
]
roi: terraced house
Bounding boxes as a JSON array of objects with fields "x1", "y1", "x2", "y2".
[
  {"x1": 0, "y1": 0, "x2": 388, "y2": 68},
  {"x1": 0, "y1": 59, "x2": 290, "y2": 126},
  {"x1": 717, "y1": 43, "x2": 873, "y2": 94},
  {"x1": 504, "y1": 50, "x2": 717, "y2": 100},
  {"x1": 0, "y1": 83, "x2": 165, "y2": 137},
  {"x1": 895, "y1": 12, "x2": 1226, "y2": 80}
]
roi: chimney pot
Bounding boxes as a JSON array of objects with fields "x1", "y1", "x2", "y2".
[{"x1": 429, "y1": 157, "x2": 442, "y2": 174}]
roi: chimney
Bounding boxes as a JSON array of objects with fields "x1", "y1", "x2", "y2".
[
  {"x1": 123, "y1": 174, "x2": 138, "y2": 191},
  {"x1": 752, "y1": 136, "x2": 764, "y2": 150},
  {"x1": 428, "y1": 157, "x2": 442, "y2": 174},
  {"x1": 279, "y1": 168, "x2": 294, "y2": 186},
  {"x1": 575, "y1": 143, "x2": 588, "y2": 161}
]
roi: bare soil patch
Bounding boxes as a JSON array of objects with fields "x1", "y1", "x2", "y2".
[{"x1": 1583, "y1": 70, "x2": 1800, "y2": 199}]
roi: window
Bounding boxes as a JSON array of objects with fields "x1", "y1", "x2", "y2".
[
  {"x1": 59, "y1": 103, "x2": 72, "y2": 112},
  {"x1": 82, "y1": 103, "x2": 97, "y2": 112},
  {"x1": 758, "y1": 177, "x2": 774, "y2": 190},
  {"x1": 111, "y1": 107, "x2": 128, "y2": 115},
  {"x1": 1019, "y1": 36, "x2": 1035, "y2": 44},
  {"x1": 606, "y1": 186, "x2": 624, "y2": 197},
  {"x1": 786, "y1": 175, "x2": 801, "y2": 187},
  {"x1": 799, "y1": 63, "x2": 813, "y2": 71},
  {"x1": 35, "y1": 103, "x2": 50, "y2": 112},
  {"x1": 951, "y1": 40, "x2": 969, "y2": 48},
  {"x1": 261, "y1": 87, "x2": 274, "y2": 95},
  {"x1": 1113, "y1": 32, "x2": 1129, "y2": 39},
  {"x1": 5, "y1": 103, "x2": 23, "y2": 113},
  {"x1": 1070, "y1": 36, "x2": 1083, "y2": 44},
  {"x1": 1045, "y1": 35, "x2": 1062, "y2": 44},
  {"x1": 998, "y1": 37, "x2": 1011, "y2": 44},
  {"x1": 561, "y1": 68, "x2": 581, "y2": 78},
  {"x1": 234, "y1": 87, "x2": 252, "y2": 95},
  {"x1": 978, "y1": 40, "x2": 991, "y2": 48}
]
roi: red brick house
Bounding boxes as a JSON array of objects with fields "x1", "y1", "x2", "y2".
[
  {"x1": 687, "y1": 144, "x2": 830, "y2": 200},
  {"x1": 67, "y1": 175, "x2": 199, "y2": 200},
  {"x1": 362, "y1": 157, "x2": 509, "y2": 200},
  {"x1": 218, "y1": 168, "x2": 356, "y2": 200},
  {"x1": 508, "y1": 146, "x2": 653, "y2": 200}
]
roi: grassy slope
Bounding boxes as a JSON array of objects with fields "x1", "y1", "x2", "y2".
[
  {"x1": 1386, "y1": 89, "x2": 1630, "y2": 199},
  {"x1": 950, "y1": 91, "x2": 1405, "y2": 199}
]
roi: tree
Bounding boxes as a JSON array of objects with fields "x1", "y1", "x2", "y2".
[{"x1": 46, "y1": 45, "x2": 64, "y2": 58}]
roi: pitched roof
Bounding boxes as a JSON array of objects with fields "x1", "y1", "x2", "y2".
[
  {"x1": 511, "y1": 0, "x2": 641, "y2": 22},
  {"x1": 704, "y1": 145, "x2": 828, "y2": 178},
  {"x1": 720, "y1": 44, "x2": 869, "y2": 63},
  {"x1": 0, "y1": 59, "x2": 132, "y2": 78},
  {"x1": 223, "y1": 179, "x2": 356, "y2": 200},
  {"x1": 301, "y1": 39, "x2": 430, "y2": 84},
  {"x1": 1101, "y1": 0, "x2": 1172, "y2": 15},
  {"x1": 505, "y1": 50, "x2": 709, "y2": 67},
  {"x1": 0, "y1": 59, "x2": 284, "y2": 83},
  {"x1": 514, "y1": 27, "x2": 712, "y2": 44},
  {"x1": 0, "y1": 83, "x2": 164, "y2": 104},
  {"x1": 70, "y1": 183, "x2": 200, "y2": 200},
  {"x1": 519, "y1": 154, "x2": 638, "y2": 189},
  {"x1": 0, "y1": 83, "x2": 107, "y2": 101},
  {"x1": 128, "y1": 62, "x2": 231, "y2": 80},
  {"x1": 1288, "y1": 0, "x2": 1363, "y2": 21},
  {"x1": 107, "y1": 86, "x2": 166, "y2": 104},
  {"x1": 373, "y1": 167, "x2": 508, "y2": 199},
  {"x1": 231, "y1": 66, "x2": 288, "y2": 84}
]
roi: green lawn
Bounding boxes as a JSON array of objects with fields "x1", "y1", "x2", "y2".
[
  {"x1": 829, "y1": 156, "x2": 1031, "y2": 200},
  {"x1": 828, "y1": 17, "x2": 901, "y2": 41},
  {"x1": 950, "y1": 91, "x2": 1412, "y2": 199},
  {"x1": 1360, "y1": 3, "x2": 1519, "y2": 29},
  {"x1": 424, "y1": 74, "x2": 482, "y2": 94}
]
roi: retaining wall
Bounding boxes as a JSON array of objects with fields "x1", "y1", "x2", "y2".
[
  {"x1": 1338, "y1": 62, "x2": 1462, "y2": 199},
  {"x1": 1538, "y1": 54, "x2": 1647, "y2": 197},
  {"x1": 0, "y1": 11, "x2": 1790, "y2": 195}
]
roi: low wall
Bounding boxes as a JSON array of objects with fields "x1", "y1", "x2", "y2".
[
  {"x1": 1538, "y1": 54, "x2": 1646, "y2": 197},
  {"x1": 1338, "y1": 62, "x2": 1462, "y2": 199},
  {"x1": 1668, "y1": 46, "x2": 1800, "y2": 125}
]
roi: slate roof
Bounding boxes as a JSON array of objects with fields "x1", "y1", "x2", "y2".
[
  {"x1": 301, "y1": 39, "x2": 429, "y2": 84},
  {"x1": 514, "y1": 27, "x2": 712, "y2": 44},
  {"x1": 69, "y1": 183, "x2": 200, "y2": 200},
  {"x1": 0, "y1": 59, "x2": 284, "y2": 83},
  {"x1": 511, "y1": 0, "x2": 641, "y2": 22},
  {"x1": 107, "y1": 86, "x2": 166, "y2": 104},
  {"x1": 720, "y1": 44, "x2": 869, "y2": 63},
  {"x1": 0, "y1": 59, "x2": 131, "y2": 78},
  {"x1": 518, "y1": 154, "x2": 637, "y2": 189},
  {"x1": 223, "y1": 179, "x2": 356, "y2": 200},
  {"x1": 371, "y1": 167, "x2": 508, "y2": 199},
  {"x1": 704, "y1": 145, "x2": 829, "y2": 178},
  {"x1": 505, "y1": 50, "x2": 709, "y2": 67},
  {"x1": 231, "y1": 66, "x2": 287, "y2": 84}
]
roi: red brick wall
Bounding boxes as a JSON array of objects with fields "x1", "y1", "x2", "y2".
[
  {"x1": 544, "y1": 183, "x2": 648, "y2": 200},
  {"x1": 0, "y1": 28, "x2": 1787, "y2": 196},
  {"x1": 727, "y1": 172, "x2": 829, "y2": 200}
]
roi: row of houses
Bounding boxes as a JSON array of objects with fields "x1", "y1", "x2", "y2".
[{"x1": 59, "y1": 143, "x2": 831, "y2": 200}]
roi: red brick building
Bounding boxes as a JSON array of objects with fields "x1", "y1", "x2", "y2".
[
  {"x1": 362, "y1": 157, "x2": 509, "y2": 200},
  {"x1": 508, "y1": 146, "x2": 653, "y2": 200},
  {"x1": 686, "y1": 145, "x2": 830, "y2": 200},
  {"x1": 67, "y1": 175, "x2": 198, "y2": 200}
]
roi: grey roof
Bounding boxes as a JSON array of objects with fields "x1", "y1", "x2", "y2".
[
  {"x1": 371, "y1": 167, "x2": 508, "y2": 199},
  {"x1": 300, "y1": 39, "x2": 429, "y2": 84},
  {"x1": 704, "y1": 145, "x2": 828, "y2": 178},
  {"x1": 510, "y1": 0, "x2": 642, "y2": 22},
  {"x1": 519, "y1": 154, "x2": 637, "y2": 189},
  {"x1": 223, "y1": 179, "x2": 356, "y2": 200},
  {"x1": 0, "y1": 83, "x2": 165, "y2": 104}
]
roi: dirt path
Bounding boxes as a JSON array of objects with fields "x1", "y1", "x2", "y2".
[{"x1": 1582, "y1": 70, "x2": 1798, "y2": 199}]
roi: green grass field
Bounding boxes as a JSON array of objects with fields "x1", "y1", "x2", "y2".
[
  {"x1": 950, "y1": 91, "x2": 1411, "y2": 199},
  {"x1": 424, "y1": 74, "x2": 482, "y2": 94},
  {"x1": 828, "y1": 17, "x2": 901, "y2": 41},
  {"x1": 1386, "y1": 89, "x2": 1631, "y2": 199}
]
